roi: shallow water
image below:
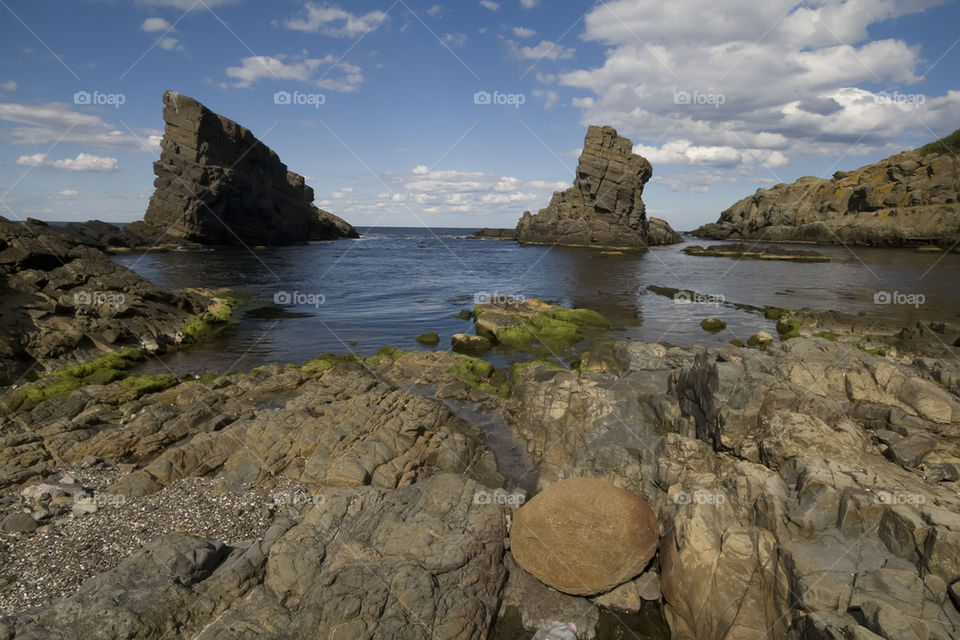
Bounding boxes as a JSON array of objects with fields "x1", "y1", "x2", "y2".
[{"x1": 112, "y1": 227, "x2": 960, "y2": 376}]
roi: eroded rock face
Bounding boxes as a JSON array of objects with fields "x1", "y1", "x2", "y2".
[
  {"x1": 143, "y1": 90, "x2": 357, "y2": 245},
  {"x1": 516, "y1": 125, "x2": 681, "y2": 249},
  {"x1": 510, "y1": 477, "x2": 658, "y2": 596},
  {"x1": 694, "y1": 139, "x2": 960, "y2": 247}
]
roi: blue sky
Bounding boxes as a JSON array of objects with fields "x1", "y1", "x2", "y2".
[{"x1": 1, "y1": 0, "x2": 958, "y2": 231}]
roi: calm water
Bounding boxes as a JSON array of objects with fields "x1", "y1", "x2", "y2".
[{"x1": 112, "y1": 227, "x2": 960, "y2": 376}]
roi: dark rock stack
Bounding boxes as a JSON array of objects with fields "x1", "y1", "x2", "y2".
[
  {"x1": 694, "y1": 129, "x2": 960, "y2": 247},
  {"x1": 143, "y1": 90, "x2": 357, "y2": 245},
  {"x1": 516, "y1": 125, "x2": 681, "y2": 249}
]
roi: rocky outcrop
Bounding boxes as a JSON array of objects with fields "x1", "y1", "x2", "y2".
[
  {"x1": 142, "y1": 90, "x2": 357, "y2": 246},
  {"x1": 694, "y1": 130, "x2": 960, "y2": 247},
  {"x1": 0, "y1": 216, "x2": 213, "y2": 385},
  {"x1": 516, "y1": 125, "x2": 681, "y2": 249}
]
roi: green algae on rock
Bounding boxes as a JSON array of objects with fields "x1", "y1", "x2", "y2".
[{"x1": 473, "y1": 297, "x2": 610, "y2": 351}]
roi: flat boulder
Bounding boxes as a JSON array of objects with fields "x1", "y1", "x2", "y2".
[{"x1": 510, "y1": 477, "x2": 658, "y2": 595}]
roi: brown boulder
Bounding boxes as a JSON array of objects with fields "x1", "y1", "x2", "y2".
[{"x1": 510, "y1": 476, "x2": 658, "y2": 595}]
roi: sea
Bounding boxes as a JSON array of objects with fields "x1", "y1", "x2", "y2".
[{"x1": 111, "y1": 226, "x2": 960, "y2": 377}]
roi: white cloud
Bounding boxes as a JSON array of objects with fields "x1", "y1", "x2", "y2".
[
  {"x1": 55, "y1": 189, "x2": 79, "y2": 197},
  {"x1": 157, "y1": 36, "x2": 183, "y2": 51},
  {"x1": 225, "y1": 53, "x2": 364, "y2": 92},
  {"x1": 520, "y1": 0, "x2": 539, "y2": 7},
  {"x1": 1, "y1": 80, "x2": 18, "y2": 92},
  {"x1": 140, "y1": 17, "x2": 171, "y2": 32},
  {"x1": 17, "y1": 152, "x2": 120, "y2": 172},
  {"x1": 0, "y1": 102, "x2": 161, "y2": 153},
  {"x1": 426, "y1": 4, "x2": 443, "y2": 17},
  {"x1": 283, "y1": 4, "x2": 388, "y2": 38},
  {"x1": 331, "y1": 187, "x2": 353, "y2": 198},
  {"x1": 560, "y1": 0, "x2": 960, "y2": 178},
  {"x1": 480, "y1": 0, "x2": 499, "y2": 10},
  {"x1": 136, "y1": 0, "x2": 237, "y2": 6},
  {"x1": 533, "y1": 89, "x2": 560, "y2": 110},
  {"x1": 510, "y1": 39, "x2": 575, "y2": 61},
  {"x1": 512, "y1": 26, "x2": 535, "y2": 38},
  {"x1": 443, "y1": 32, "x2": 467, "y2": 48}
]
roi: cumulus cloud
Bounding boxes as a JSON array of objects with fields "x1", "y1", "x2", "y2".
[
  {"x1": 17, "y1": 153, "x2": 120, "y2": 172},
  {"x1": 480, "y1": 0, "x2": 499, "y2": 10},
  {"x1": 520, "y1": 0, "x2": 539, "y2": 7},
  {"x1": 157, "y1": 36, "x2": 184, "y2": 51},
  {"x1": 512, "y1": 26, "x2": 535, "y2": 38},
  {"x1": 561, "y1": 0, "x2": 960, "y2": 176},
  {"x1": 443, "y1": 32, "x2": 467, "y2": 48},
  {"x1": 1, "y1": 80, "x2": 19, "y2": 92},
  {"x1": 282, "y1": 4, "x2": 388, "y2": 38},
  {"x1": 140, "y1": 17, "x2": 171, "y2": 32},
  {"x1": 426, "y1": 4, "x2": 443, "y2": 17},
  {"x1": 510, "y1": 40, "x2": 574, "y2": 61},
  {"x1": 225, "y1": 52, "x2": 364, "y2": 92},
  {"x1": 0, "y1": 102, "x2": 161, "y2": 153}
]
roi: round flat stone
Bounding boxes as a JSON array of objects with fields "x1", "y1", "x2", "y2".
[{"x1": 510, "y1": 477, "x2": 658, "y2": 596}]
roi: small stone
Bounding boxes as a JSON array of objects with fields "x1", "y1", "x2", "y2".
[
  {"x1": 415, "y1": 332, "x2": 440, "y2": 345},
  {"x1": 2, "y1": 512, "x2": 38, "y2": 533},
  {"x1": 700, "y1": 317, "x2": 727, "y2": 333},
  {"x1": 451, "y1": 333, "x2": 492, "y2": 354},
  {"x1": 747, "y1": 331, "x2": 774, "y2": 347},
  {"x1": 80, "y1": 455, "x2": 103, "y2": 468},
  {"x1": 71, "y1": 500, "x2": 99, "y2": 516}
]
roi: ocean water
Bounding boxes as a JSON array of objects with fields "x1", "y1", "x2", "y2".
[{"x1": 112, "y1": 227, "x2": 960, "y2": 376}]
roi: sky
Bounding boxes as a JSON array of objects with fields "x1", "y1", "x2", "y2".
[{"x1": 0, "y1": 0, "x2": 958, "y2": 231}]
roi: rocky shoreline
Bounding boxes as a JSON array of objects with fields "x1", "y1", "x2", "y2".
[{"x1": 2, "y1": 264, "x2": 959, "y2": 638}]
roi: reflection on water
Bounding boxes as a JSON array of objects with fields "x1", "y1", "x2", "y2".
[{"x1": 112, "y1": 228, "x2": 960, "y2": 376}]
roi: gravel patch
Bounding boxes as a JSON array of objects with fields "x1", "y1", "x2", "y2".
[{"x1": 0, "y1": 464, "x2": 316, "y2": 616}]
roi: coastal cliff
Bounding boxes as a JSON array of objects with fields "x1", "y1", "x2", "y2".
[
  {"x1": 516, "y1": 125, "x2": 681, "y2": 249},
  {"x1": 143, "y1": 91, "x2": 357, "y2": 246},
  {"x1": 694, "y1": 129, "x2": 960, "y2": 247}
]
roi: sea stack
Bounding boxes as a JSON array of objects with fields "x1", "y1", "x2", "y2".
[
  {"x1": 142, "y1": 90, "x2": 357, "y2": 245},
  {"x1": 515, "y1": 125, "x2": 681, "y2": 249},
  {"x1": 693, "y1": 129, "x2": 960, "y2": 247}
]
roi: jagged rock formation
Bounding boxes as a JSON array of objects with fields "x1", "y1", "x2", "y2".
[
  {"x1": 694, "y1": 130, "x2": 960, "y2": 247},
  {"x1": 516, "y1": 125, "x2": 681, "y2": 249},
  {"x1": 143, "y1": 91, "x2": 357, "y2": 245}
]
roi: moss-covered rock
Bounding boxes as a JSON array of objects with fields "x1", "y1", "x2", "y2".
[
  {"x1": 700, "y1": 317, "x2": 727, "y2": 333},
  {"x1": 181, "y1": 290, "x2": 243, "y2": 342},
  {"x1": 415, "y1": 332, "x2": 440, "y2": 345},
  {"x1": 451, "y1": 333, "x2": 492, "y2": 355},
  {"x1": 472, "y1": 298, "x2": 610, "y2": 352},
  {"x1": 447, "y1": 355, "x2": 509, "y2": 397}
]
